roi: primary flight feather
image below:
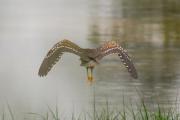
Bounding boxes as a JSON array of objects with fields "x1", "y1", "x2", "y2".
[{"x1": 38, "y1": 39, "x2": 138, "y2": 82}]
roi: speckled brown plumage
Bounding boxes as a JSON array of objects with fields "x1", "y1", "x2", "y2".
[{"x1": 38, "y1": 39, "x2": 138, "y2": 82}]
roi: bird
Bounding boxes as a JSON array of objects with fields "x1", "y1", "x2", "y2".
[{"x1": 38, "y1": 39, "x2": 138, "y2": 83}]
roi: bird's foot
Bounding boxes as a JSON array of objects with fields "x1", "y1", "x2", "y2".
[
  {"x1": 87, "y1": 76, "x2": 94, "y2": 85},
  {"x1": 86, "y1": 67, "x2": 95, "y2": 85}
]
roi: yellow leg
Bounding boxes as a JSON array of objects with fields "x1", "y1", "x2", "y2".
[{"x1": 86, "y1": 67, "x2": 94, "y2": 84}]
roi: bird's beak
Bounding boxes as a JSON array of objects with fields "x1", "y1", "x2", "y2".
[{"x1": 86, "y1": 67, "x2": 94, "y2": 84}]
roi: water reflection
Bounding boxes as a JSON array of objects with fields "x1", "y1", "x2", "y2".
[
  {"x1": 88, "y1": 0, "x2": 180, "y2": 108},
  {"x1": 0, "y1": 0, "x2": 180, "y2": 118}
]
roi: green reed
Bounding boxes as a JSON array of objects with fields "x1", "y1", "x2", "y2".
[{"x1": 1, "y1": 100, "x2": 180, "y2": 120}]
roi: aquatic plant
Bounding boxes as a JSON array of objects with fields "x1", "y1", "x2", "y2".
[{"x1": 1, "y1": 100, "x2": 180, "y2": 120}]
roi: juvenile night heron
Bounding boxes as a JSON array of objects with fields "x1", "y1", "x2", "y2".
[{"x1": 38, "y1": 39, "x2": 138, "y2": 83}]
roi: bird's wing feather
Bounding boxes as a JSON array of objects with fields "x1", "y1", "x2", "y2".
[
  {"x1": 38, "y1": 39, "x2": 82, "y2": 76},
  {"x1": 97, "y1": 41, "x2": 138, "y2": 79}
]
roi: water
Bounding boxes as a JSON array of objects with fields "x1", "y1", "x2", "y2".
[{"x1": 0, "y1": 0, "x2": 180, "y2": 119}]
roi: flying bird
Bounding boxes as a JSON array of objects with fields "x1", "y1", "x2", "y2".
[{"x1": 38, "y1": 39, "x2": 138, "y2": 83}]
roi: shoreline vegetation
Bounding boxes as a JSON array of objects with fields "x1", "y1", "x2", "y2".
[{"x1": 1, "y1": 100, "x2": 180, "y2": 120}]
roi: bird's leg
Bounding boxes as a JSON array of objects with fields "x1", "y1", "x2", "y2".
[{"x1": 86, "y1": 67, "x2": 94, "y2": 84}]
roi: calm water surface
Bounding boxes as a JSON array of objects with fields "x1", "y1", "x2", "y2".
[{"x1": 0, "y1": 0, "x2": 180, "y2": 119}]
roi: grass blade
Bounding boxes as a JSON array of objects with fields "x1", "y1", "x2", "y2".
[{"x1": 7, "y1": 102, "x2": 14, "y2": 120}]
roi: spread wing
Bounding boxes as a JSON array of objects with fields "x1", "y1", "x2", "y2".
[
  {"x1": 97, "y1": 41, "x2": 138, "y2": 79},
  {"x1": 38, "y1": 39, "x2": 83, "y2": 76}
]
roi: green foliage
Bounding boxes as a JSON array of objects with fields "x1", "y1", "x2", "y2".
[{"x1": 1, "y1": 101, "x2": 180, "y2": 120}]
